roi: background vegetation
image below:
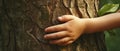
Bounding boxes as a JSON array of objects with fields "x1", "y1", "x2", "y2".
[{"x1": 100, "y1": 0, "x2": 120, "y2": 51}]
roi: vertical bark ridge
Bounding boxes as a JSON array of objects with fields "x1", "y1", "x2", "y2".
[
  {"x1": 94, "y1": 0, "x2": 99, "y2": 17},
  {"x1": 0, "y1": 0, "x2": 3, "y2": 51},
  {"x1": 85, "y1": 0, "x2": 96, "y2": 18},
  {"x1": 76, "y1": 0, "x2": 89, "y2": 18},
  {"x1": 2, "y1": 0, "x2": 18, "y2": 51}
]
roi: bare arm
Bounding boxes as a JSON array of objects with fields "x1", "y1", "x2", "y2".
[{"x1": 86, "y1": 13, "x2": 120, "y2": 33}]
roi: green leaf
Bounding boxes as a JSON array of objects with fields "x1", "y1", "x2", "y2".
[{"x1": 98, "y1": 3, "x2": 119, "y2": 16}]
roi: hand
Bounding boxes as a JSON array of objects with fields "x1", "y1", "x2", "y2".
[{"x1": 44, "y1": 15, "x2": 88, "y2": 46}]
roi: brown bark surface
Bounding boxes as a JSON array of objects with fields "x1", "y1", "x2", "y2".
[{"x1": 0, "y1": 0, "x2": 106, "y2": 51}]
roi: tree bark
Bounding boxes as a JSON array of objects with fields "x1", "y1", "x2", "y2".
[{"x1": 0, "y1": 0, "x2": 107, "y2": 51}]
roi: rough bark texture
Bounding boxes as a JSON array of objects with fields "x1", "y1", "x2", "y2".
[{"x1": 0, "y1": 0, "x2": 106, "y2": 51}]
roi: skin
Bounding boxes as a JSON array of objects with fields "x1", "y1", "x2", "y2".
[{"x1": 44, "y1": 13, "x2": 120, "y2": 46}]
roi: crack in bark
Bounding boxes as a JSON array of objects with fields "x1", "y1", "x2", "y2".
[
  {"x1": 2, "y1": 0, "x2": 17, "y2": 51},
  {"x1": 83, "y1": 0, "x2": 91, "y2": 18}
]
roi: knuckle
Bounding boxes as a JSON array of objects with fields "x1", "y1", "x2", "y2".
[
  {"x1": 54, "y1": 25, "x2": 62, "y2": 30},
  {"x1": 54, "y1": 33, "x2": 60, "y2": 38},
  {"x1": 67, "y1": 33, "x2": 72, "y2": 37},
  {"x1": 52, "y1": 26, "x2": 58, "y2": 30},
  {"x1": 62, "y1": 40, "x2": 66, "y2": 43},
  {"x1": 63, "y1": 31, "x2": 68, "y2": 35},
  {"x1": 64, "y1": 23, "x2": 71, "y2": 30}
]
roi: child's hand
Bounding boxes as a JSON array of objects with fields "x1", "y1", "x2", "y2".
[
  {"x1": 43, "y1": 13, "x2": 120, "y2": 46},
  {"x1": 44, "y1": 15, "x2": 88, "y2": 46}
]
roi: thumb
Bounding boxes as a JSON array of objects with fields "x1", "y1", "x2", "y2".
[{"x1": 58, "y1": 15, "x2": 76, "y2": 22}]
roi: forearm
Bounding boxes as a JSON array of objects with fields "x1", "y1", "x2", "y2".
[{"x1": 85, "y1": 13, "x2": 120, "y2": 33}]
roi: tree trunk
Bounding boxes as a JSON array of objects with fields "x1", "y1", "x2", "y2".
[{"x1": 0, "y1": 0, "x2": 107, "y2": 51}]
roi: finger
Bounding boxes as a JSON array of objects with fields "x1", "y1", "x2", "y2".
[
  {"x1": 44, "y1": 31, "x2": 68, "y2": 40},
  {"x1": 58, "y1": 15, "x2": 76, "y2": 22},
  {"x1": 61, "y1": 41, "x2": 73, "y2": 46},
  {"x1": 49, "y1": 37, "x2": 71, "y2": 45},
  {"x1": 45, "y1": 24, "x2": 66, "y2": 33}
]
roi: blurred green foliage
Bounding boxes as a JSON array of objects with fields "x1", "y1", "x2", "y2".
[
  {"x1": 98, "y1": 3, "x2": 119, "y2": 16},
  {"x1": 99, "y1": 0, "x2": 120, "y2": 51},
  {"x1": 105, "y1": 28, "x2": 120, "y2": 51},
  {"x1": 100, "y1": 0, "x2": 120, "y2": 8}
]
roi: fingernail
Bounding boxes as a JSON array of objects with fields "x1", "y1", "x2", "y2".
[
  {"x1": 44, "y1": 28, "x2": 47, "y2": 32},
  {"x1": 58, "y1": 17, "x2": 62, "y2": 20},
  {"x1": 44, "y1": 35, "x2": 47, "y2": 38},
  {"x1": 44, "y1": 28, "x2": 49, "y2": 32}
]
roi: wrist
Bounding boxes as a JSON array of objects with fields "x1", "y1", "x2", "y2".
[{"x1": 83, "y1": 18, "x2": 97, "y2": 34}]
